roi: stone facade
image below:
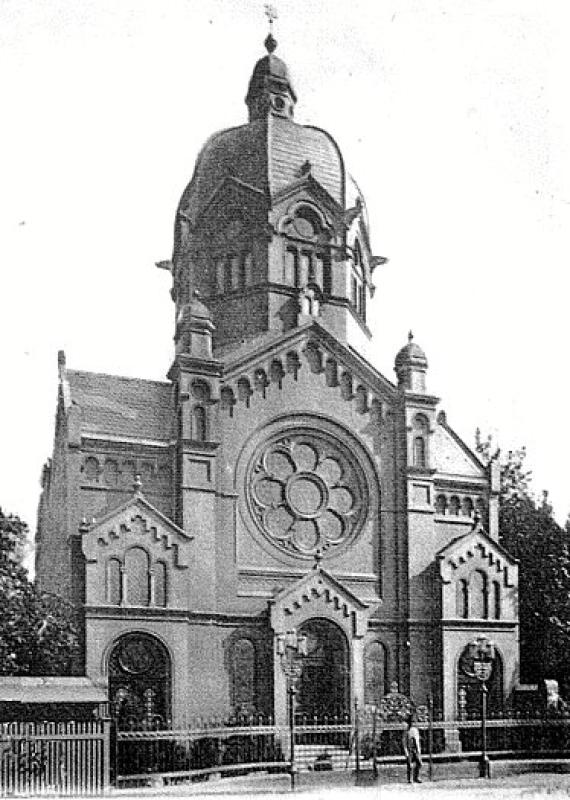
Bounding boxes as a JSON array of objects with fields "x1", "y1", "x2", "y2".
[{"x1": 35, "y1": 38, "x2": 519, "y2": 728}]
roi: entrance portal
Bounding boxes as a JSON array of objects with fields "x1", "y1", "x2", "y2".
[
  {"x1": 109, "y1": 632, "x2": 171, "y2": 729},
  {"x1": 296, "y1": 618, "x2": 350, "y2": 720},
  {"x1": 457, "y1": 646, "x2": 503, "y2": 718}
]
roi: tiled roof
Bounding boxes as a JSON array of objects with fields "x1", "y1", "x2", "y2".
[
  {"x1": 179, "y1": 116, "x2": 344, "y2": 223},
  {"x1": 67, "y1": 370, "x2": 175, "y2": 442}
]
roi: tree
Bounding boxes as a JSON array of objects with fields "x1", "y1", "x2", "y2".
[
  {"x1": 475, "y1": 432, "x2": 570, "y2": 692},
  {"x1": 0, "y1": 508, "x2": 78, "y2": 676}
]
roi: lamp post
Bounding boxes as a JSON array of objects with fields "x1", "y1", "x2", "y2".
[
  {"x1": 276, "y1": 629, "x2": 308, "y2": 790},
  {"x1": 466, "y1": 635, "x2": 495, "y2": 779}
]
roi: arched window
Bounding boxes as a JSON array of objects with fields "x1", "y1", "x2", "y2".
[
  {"x1": 104, "y1": 459, "x2": 119, "y2": 486},
  {"x1": 435, "y1": 494, "x2": 448, "y2": 515},
  {"x1": 493, "y1": 580, "x2": 501, "y2": 620},
  {"x1": 470, "y1": 570, "x2": 488, "y2": 619},
  {"x1": 106, "y1": 558, "x2": 122, "y2": 605},
  {"x1": 153, "y1": 561, "x2": 167, "y2": 607},
  {"x1": 456, "y1": 579, "x2": 469, "y2": 618},
  {"x1": 124, "y1": 547, "x2": 150, "y2": 606},
  {"x1": 216, "y1": 258, "x2": 225, "y2": 292},
  {"x1": 192, "y1": 405, "x2": 206, "y2": 441},
  {"x1": 243, "y1": 252, "x2": 253, "y2": 286},
  {"x1": 237, "y1": 376, "x2": 253, "y2": 405},
  {"x1": 84, "y1": 457, "x2": 99, "y2": 481},
  {"x1": 449, "y1": 496, "x2": 461, "y2": 516},
  {"x1": 220, "y1": 386, "x2": 236, "y2": 417},
  {"x1": 413, "y1": 436, "x2": 426, "y2": 468},
  {"x1": 412, "y1": 414, "x2": 429, "y2": 469},
  {"x1": 230, "y1": 255, "x2": 240, "y2": 290},
  {"x1": 231, "y1": 638, "x2": 256, "y2": 713},
  {"x1": 364, "y1": 641, "x2": 387, "y2": 706},
  {"x1": 461, "y1": 497, "x2": 474, "y2": 517}
]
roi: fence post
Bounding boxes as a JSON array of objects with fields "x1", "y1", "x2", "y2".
[
  {"x1": 427, "y1": 695, "x2": 433, "y2": 781},
  {"x1": 354, "y1": 699, "x2": 360, "y2": 777},
  {"x1": 372, "y1": 710, "x2": 378, "y2": 779},
  {"x1": 102, "y1": 718, "x2": 112, "y2": 792},
  {"x1": 288, "y1": 683, "x2": 296, "y2": 790}
]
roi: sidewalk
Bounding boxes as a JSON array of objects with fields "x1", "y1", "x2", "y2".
[{"x1": 111, "y1": 760, "x2": 570, "y2": 800}]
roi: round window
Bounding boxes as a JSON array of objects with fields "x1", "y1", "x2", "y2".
[{"x1": 246, "y1": 430, "x2": 368, "y2": 559}]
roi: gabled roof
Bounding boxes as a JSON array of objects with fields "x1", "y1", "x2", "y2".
[
  {"x1": 432, "y1": 411, "x2": 486, "y2": 480},
  {"x1": 0, "y1": 677, "x2": 107, "y2": 704},
  {"x1": 66, "y1": 369, "x2": 175, "y2": 442},
  {"x1": 220, "y1": 320, "x2": 397, "y2": 401},
  {"x1": 269, "y1": 565, "x2": 372, "y2": 637},
  {"x1": 82, "y1": 490, "x2": 191, "y2": 567},
  {"x1": 437, "y1": 520, "x2": 517, "y2": 586}
]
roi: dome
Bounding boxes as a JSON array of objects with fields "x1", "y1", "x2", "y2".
[
  {"x1": 177, "y1": 117, "x2": 346, "y2": 224},
  {"x1": 176, "y1": 41, "x2": 348, "y2": 227},
  {"x1": 395, "y1": 332, "x2": 428, "y2": 369}
]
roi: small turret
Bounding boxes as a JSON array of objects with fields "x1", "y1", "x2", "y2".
[
  {"x1": 174, "y1": 291, "x2": 215, "y2": 359},
  {"x1": 395, "y1": 331, "x2": 428, "y2": 393},
  {"x1": 245, "y1": 34, "x2": 297, "y2": 121}
]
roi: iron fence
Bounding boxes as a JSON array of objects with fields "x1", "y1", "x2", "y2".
[
  {"x1": 115, "y1": 711, "x2": 570, "y2": 786},
  {"x1": 2, "y1": 712, "x2": 570, "y2": 793}
]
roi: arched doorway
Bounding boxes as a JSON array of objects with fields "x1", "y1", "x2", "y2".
[
  {"x1": 457, "y1": 645, "x2": 503, "y2": 719},
  {"x1": 109, "y1": 632, "x2": 171, "y2": 729},
  {"x1": 296, "y1": 618, "x2": 350, "y2": 721}
]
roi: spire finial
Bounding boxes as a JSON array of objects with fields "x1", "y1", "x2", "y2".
[
  {"x1": 408, "y1": 330, "x2": 414, "y2": 344},
  {"x1": 264, "y1": 4, "x2": 278, "y2": 53},
  {"x1": 313, "y1": 548, "x2": 323, "y2": 569},
  {"x1": 133, "y1": 474, "x2": 143, "y2": 495}
]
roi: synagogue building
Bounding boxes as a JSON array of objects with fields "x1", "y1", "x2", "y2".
[{"x1": 36, "y1": 34, "x2": 520, "y2": 729}]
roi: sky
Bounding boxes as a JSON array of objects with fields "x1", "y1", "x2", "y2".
[{"x1": 1, "y1": 0, "x2": 569, "y2": 567}]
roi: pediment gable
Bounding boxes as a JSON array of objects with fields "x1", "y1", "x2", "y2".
[
  {"x1": 220, "y1": 321, "x2": 397, "y2": 420},
  {"x1": 272, "y1": 173, "x2": 342, "y2": 218},
  {"x1": 431, "y1": 414, "x2": 485, "y2": 479},
  {"x1": 197, "y1": 176, "x2": 267, "y2": 224},
  {"x1": 81, "y1": 490, "x2": 191, "y2": 568},
  {"x1": 269, "y1": 566, "x2": 372, "y2": 638},
  {"x1": 438, "y1": 524, "x2": 517, "y2": 587}
]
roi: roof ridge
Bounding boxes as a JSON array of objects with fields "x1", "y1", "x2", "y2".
[{"x1": 67, "y1": 368, "x2": 171, "y2": 387}]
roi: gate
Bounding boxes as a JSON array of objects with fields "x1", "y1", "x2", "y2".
[{"x1": 0, "y1": 721, "x2": 110, "y2": 796}]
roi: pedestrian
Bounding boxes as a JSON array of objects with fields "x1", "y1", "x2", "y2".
[{"x1": 402, "y1": 714, "x2": 422, "y2": 783}]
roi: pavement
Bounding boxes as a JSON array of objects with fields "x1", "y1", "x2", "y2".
[{"x1": 111, "y1": 762, "x2": 570, "y2": 800}]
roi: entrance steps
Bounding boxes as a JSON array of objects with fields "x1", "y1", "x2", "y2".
[{"x1": 295, "y1": 743, "x2": 356, "y2": 771}]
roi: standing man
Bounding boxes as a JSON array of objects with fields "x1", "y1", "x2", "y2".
[{"x1": 402, "y1": 714, "x2": 423, "y2": 783}]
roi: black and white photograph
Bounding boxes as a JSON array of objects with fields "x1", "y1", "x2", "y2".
[{"x1": 1, "y1": 2, "x2": 569, "y2": 798}]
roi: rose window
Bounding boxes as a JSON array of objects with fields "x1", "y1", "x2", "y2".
[{"x1": 247, "y1": 432, "x2": 367, "y2": 558}]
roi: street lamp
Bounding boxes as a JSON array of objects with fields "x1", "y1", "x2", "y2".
[
  {"x1": 466, "y1": 635, "x2": 495, "y2": 778},
  {"x1": 276, "y1": 629, "x2": 308, "y2": 790}
]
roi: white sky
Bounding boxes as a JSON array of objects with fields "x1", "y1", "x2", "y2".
[{"x1": 1, "y1": 0, "x2": 569, "y2": 565}]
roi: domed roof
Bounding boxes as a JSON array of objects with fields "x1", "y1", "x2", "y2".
[
  {"x1": 178, "y1": 117, "x2": 345, "y2": 224},
  {"x1": 246, "y1": 53, "x2": 297, "y2": 105},
  {"x1": 176, "y1": 41, "x2": 348, "y2": 226},
  {"x1": 395, "y1": 332, "x2": 428, "y2": 369}
]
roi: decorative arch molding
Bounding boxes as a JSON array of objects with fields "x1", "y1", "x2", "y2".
[
  {"x1": 277, "y1": 198, "x2": 332, "y2": 237},
  {"x1": 438, "y1": 527, "x2": 517, "y2": 589},
  {"x1": 269, "y1": 566, "x2": 372, "y2": 639},
  {"x1": 220, "y1": 324, "x2": 396, "y2": 427},
  {"x1": 82, "y1": 491, "x2": 192, "y2": 569}
]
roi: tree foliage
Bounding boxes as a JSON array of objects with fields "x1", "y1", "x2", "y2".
[
  {"x1": 0, "y1": 508, "x2": 78, "y2": 676},
  {"x1": 475, "y1": 431, "x2": 570, "y2": 691}
]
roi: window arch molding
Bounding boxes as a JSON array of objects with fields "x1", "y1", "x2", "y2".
[
  {"x1": 363, "y1": 639, "x2": 389, "y2": 706},
  {"x1": 105, "y1": 548, "x2": 169, "y2": 609},
  {"x1": 278, "y1": 201, "x2": 330, "y2": 239},
  {"x1": 411, "y1": 413, "x2": 430, "y2": 469}
]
